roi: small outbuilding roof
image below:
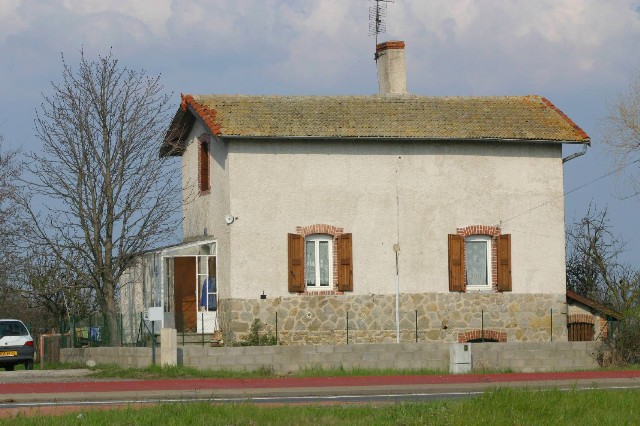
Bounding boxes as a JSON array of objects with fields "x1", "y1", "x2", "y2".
[
  {"x1": 162, "y1": 94, "x2": 590, "y2": 156},
  {"x1": 566, "y1": 290, "x2": 623, "y2": 321}
]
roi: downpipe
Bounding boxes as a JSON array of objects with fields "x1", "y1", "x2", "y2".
[{"x1": 562, "y1": 143, "x2": 588, "y2": 164}]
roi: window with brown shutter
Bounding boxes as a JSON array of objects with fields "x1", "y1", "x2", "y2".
[
  {"x1": 198, "y1": 139, "x2": 210, "y2": 192},
  {"x1": 497, "y1": 234, "x2": 512, "y2": 292},
  {"x1": 337, "y1": 233, "x2": 353, "y2": 292},
  {"x1": 287, "y1": 233, "x2": 304, "y2": 292},
  {"x1": 448, "y1": 234, "x2": 465, "y2": 292}
]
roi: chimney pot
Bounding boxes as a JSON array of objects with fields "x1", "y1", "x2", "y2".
[{"x1": 376, "y1": 40, "x2": 407, "y2": 95}]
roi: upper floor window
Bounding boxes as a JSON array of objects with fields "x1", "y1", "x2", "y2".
[{"x1": 198, "y1": 138, "x2": 210, "y2": 193}]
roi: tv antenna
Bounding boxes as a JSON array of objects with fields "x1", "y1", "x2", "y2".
[{"x1": 369, "y1": 0, "x2": 394, "y2": 60}]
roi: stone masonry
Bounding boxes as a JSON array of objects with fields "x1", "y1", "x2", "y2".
[{"x1": 218, "y1": 293, "x2": 567, "y2": 345}]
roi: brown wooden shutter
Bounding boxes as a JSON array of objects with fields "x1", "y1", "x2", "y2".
[
  {"x1": 288, "y1": 233, "x2": 304, "y2": 292},
  {"x1": 448, "y1": 234, "x2": 464, "y2": 292},
  {"x1": 337, "y1": 233, "x2": 353, "y2": 292},
  {"x1": 497, "y1": 234, "x2": 512, "y2": 292}
]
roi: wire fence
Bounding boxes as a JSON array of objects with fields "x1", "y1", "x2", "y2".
[{"x1": 221, "y1": 306, "x2": 576, "y2": 346}]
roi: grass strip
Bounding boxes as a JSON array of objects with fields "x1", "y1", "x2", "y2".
[
  {"x1": 85, "y1": 364, "x2": 452, "y2": 380},
  {"x1": 4, "y1": 388, "x2": 640, "y2": 425}
]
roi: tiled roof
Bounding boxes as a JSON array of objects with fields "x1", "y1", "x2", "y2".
[
  {"x1": 566, "y1": 290, "x2": 623, "y2": 320},
  {"x1": 162, "y1": 94, "x2": 589, "y2": 155}
]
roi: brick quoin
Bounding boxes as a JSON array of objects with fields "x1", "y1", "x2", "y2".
[
  {"x1": 295, "y1": 224, "x2": 345, "y2": 296},
  {"x1": 456, "y1": 225, "x2": 502, "y2": 290},
  {"x1": 458, "y1": 329, "x2": 507, "y2": 343},
  {"x1": 599, "y1": 318, "x2": 610, "y2": 340}
]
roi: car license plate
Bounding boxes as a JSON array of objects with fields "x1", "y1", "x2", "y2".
[{"x1": 0, "y1": 351, "x2": 17, "y2": 356}]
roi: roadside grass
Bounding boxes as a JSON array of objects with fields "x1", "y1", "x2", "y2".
[
  {"x1": 84, "y1": 364, "x2": 455, "y2": 380},
  {"x1": 5, "y1": 388, "x2": 640, "y2": 425},
  {"x1": 35, "y1": 362, "x2": 87, "y2": 371}
]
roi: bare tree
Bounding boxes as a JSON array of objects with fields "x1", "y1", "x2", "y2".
[
  {"x1": 21, "y1": 247, "x2": 97, "y2": 322},
  {"x1": 605, "y1": 71, "x2": 640, "y2": 198},
  {"x1": 566, "y1": 206, "x2": 640, "y2": 313},
  {"x1": 0, "y1": 137, "x2": 27, "y2": 304},
  {"x1": 23, "y1": 51, "x2": 181, "y2": 345}
]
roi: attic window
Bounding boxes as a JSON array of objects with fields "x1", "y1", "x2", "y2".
[{"x1": 198, "y1": 137, "x2": 210, "y2": 193}]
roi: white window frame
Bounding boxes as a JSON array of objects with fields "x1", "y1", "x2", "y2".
[
  {"x1": 305, "y1": 234, "x2": 333, "y2": 290},
  {"x1": 465, "y1": 235, "x2": 492, "y2": 290}
]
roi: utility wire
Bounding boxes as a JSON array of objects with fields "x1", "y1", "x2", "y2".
[{"x1": 498, "y1": 157, "x2": 640, "y2": 227}]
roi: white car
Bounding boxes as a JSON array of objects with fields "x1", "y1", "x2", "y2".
[{"x1": 0, "y1": 319, "x2": 35, "y2": 371}]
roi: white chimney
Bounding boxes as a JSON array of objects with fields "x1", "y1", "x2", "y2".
[{"x1": 376, "y1": 40, "x2": 407, "y2": 95}]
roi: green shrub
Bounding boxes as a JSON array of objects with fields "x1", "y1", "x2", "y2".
[{"x1": 236, "y1": 319, "x2": 278, "y2": 346}]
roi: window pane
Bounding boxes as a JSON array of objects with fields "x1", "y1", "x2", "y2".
[
  {"x1": 466, "y1": 241, "x2": 488, "y2": 286},
  {"x1": 319, "y1": 241, "x2": 329, "y2": 286},
  {"x1": 305, "y1": 241, "x2": 316, "y2": 286}
]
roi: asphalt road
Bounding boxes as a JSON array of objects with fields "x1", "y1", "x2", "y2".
[{"x1": 2, "y1": 369, "x2": 640, "y2": 407}]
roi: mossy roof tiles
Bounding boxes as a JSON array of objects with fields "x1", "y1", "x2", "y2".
[{"x1": 162, "y1": 94, "x2": 589, "y2": 155}]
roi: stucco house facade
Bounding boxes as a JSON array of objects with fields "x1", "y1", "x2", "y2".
[{"x1": 120, "y1": 41, "x2": 591, "y2": 345}]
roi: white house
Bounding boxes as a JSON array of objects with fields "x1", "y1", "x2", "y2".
[{"x1": 121, "y1": 41, "x2": 591, "y2": 345}]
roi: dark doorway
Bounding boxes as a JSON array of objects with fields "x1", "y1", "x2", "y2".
[{"x1": 174, "y1": 257, "x2": 196, "y2": 332}]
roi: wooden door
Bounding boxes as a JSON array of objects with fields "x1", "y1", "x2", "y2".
[
  {"x1": 568, "y1": 322, "x2": 594, "y2": 341},
  {"x1": 174, "y1": 257, "x2": 196, "y2": 332}
]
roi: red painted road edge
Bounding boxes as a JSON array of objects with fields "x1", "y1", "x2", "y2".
[{"x1": 3, "y1": 370, "x2": 640, "y2": 395}]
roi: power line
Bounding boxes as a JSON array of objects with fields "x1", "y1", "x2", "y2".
[{"x1": 498, "y1": 158, "x2": 640, "y2": 227}]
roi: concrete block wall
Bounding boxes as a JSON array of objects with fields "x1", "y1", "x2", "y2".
[
  {"x1": 181, "y1": 343, "x2": 450, "y2": 374},
  {"x1": 62, "y1": 341, "x2": 601, "y2": 373},
  {"x1": 471, "y1": 341, "x2": 600, "y2": 372},
  {"x1": 62, "y1": 347, "x2": 153, "y2": 368}
]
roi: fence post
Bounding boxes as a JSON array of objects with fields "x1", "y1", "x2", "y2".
[
  {"x1": 275, "y1": 311, "x2": 278, "y2": 344},
  {"x1": 72, "y1": 317, "x2": 76, "y2": 348},
  {"x1": 120, "y1": 313, "x2": 124, "y2": 347},
  {"x1": 481, "y1": 310, "x2": 484, "y2": 342},
  {"x1": 89, "y1": 314, "x2": 93, "y2": 347},
  {"x1": 201, "y1": 312, "x2": 205, "y2": 347},
  {"x1": 139, "y1": 312, "x2": 143, "y2": 347},
  {"x1": 60, "y1": 318, "x2": 64, "y2": 348},
  {"x1": 151, "y1": 320, "x2": 156, "y2": 365},
  {"x1": 346, "y1": 311, "x2": 349, "y2": 345},
  {"x1": 415, "y1": 310, "x2": 418, "y2": 343},
  {"x1": 550, "y1": 308, "x2": 553, "y2": 342},
  {"x1": 181, "y1": 314, "x2": 185, "y2": 346}
]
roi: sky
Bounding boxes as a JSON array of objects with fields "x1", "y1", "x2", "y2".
[{"x1": 1, "y1": 0, "x2": 639, "y2": 264}]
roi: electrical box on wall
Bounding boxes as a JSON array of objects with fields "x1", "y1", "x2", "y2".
[{"x1": 449, "y1": 343, "x2": 472, "y2": 374}]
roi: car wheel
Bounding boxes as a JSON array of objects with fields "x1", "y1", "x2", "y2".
[{"x1": 24, "y1": 360, "x2": 34, "y2": 370}]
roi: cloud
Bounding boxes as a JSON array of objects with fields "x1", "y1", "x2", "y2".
[
  {"x1": 1, "y1": 0, "x2": 640, "y2": 97},
  {"x1": 0, "y1": 0, "x2": 28, "y2": 43},
  {"x1": 394, "y1": 1, "x2": 640, "y2": 94}
]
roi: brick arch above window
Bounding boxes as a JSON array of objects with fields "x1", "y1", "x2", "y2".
[
  {"x1": 458, "y1": 329, "x2": 507, "y2": 343},
  {"x1": 296, "y1": 224, "x2": 344, "y2": 238},
  {"x1": 456, "y1": 225, "x2": 502, "y2": 238},
  {"x1": 567, "y1": 314, "x2": 595, "y2": 325}
]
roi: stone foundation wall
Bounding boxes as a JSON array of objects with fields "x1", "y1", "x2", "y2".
[{"x1": 220, "y1": 292, "x2": 568, "y2": 345}]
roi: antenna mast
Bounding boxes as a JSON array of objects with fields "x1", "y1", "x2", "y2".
[{"x1": 369, "y1": 0, "x2": 395, "y2": 60}]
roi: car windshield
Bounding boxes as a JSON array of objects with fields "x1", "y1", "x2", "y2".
[{"x1": 0, "y1": 321, "x2": 28, "y2": 338}]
